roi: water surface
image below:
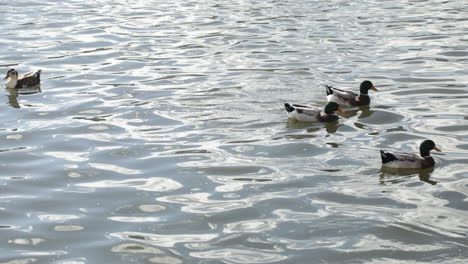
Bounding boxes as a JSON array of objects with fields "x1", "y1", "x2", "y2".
[{"x1": 1, "y1": 0, "x2": 467, "y2": 263}]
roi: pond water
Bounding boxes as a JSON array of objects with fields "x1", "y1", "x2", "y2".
[{"x1": 1, "y1": 0, "x2": 467, "y2": 263}]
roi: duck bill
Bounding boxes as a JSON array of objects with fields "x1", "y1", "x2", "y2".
[
  {"x1": 3, "y1": 72, "x2": 9, "y2": 80},
  {"x1": 433, "y1": 146, "x2": 441, "y2": 152},
  {"x1": 337, "y1": 108, "x2": 346, "y2": 114},
  {"x1": 371, "y1": 86, "x2": 379, "y2": 91}
]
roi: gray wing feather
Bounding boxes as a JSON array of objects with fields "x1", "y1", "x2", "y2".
[
  {"x1": 392, "y1": 152, "x2": 420, "y2": 162},
  {"x1": 21, "y1": 71, "x2": 35, "y2": 77},
  {"x1": 296, "y1": 107, "x2": 320, "y2": 116},
  {"x1": 332, "y1": 88, "x2": 358, "y2": 101}
]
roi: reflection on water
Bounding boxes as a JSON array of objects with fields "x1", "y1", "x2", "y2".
[
  {"x1": 5, "y1": 86, "x2": 41, "y2": 108},
  {"x1": 357, "y1": 106, "x2": 374, "y2": 119},
  {"x1": 380, "y1": 167, "x2": 437, "y2": 185},
  {"x1": 286, "y1": 118, "x2": 341, "y2": 134},
  {"x1": 1, "y1": 0, "x2": 468, "y2": 263}
]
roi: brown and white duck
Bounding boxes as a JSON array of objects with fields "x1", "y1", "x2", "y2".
[
  {"x1": 284, "y1": 102, "x2": 345, "y2": 123},
  {"x1": 326, "y1": 80, "x2": 378, "y2": 106},
  {"x1": 4, "y1": 69, "x2": 41, "y2": 89},
  {"x1": 380, "y1": 140, "x2": 441, "y2": 169}
]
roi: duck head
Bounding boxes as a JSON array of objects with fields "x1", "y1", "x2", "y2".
[
  {"x1": 324, "y1": 102, "x2": 345, "y2": 115},
  {"x1": 359, "y1": 80, "x2": 378, "y2": 94},
  {"x1": 4, "y1": 69, "x2": 18, "y2": 80},
  {"x1": 420, "y1": 139, "x2": 441, "y2": 157}
]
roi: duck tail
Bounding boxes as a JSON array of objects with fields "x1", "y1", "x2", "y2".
[
  {"x1": 325, "y1": 85, "x2": 334, "y2": 96},
  {"x1": 380, "y1": 150, "x2": 396, "y2": 164},
  {"x1": 284, "y1": 103, "x2": 295, "y2": 113},
  {"x1": 36, "y1": 69, "x2": 41, "y2": 80}
]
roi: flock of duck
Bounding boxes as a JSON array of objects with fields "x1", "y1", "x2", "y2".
[
  {"x1": 4, "y1": 69, "x2": 441, "y2": 170},
  {"x1": 284, "y1": 80, "x2": 441, "y2": 170}
]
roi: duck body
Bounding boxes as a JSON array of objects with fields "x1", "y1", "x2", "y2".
[
  {"x1": 284, "y1": 102, "x2": 343, "y2": 123},
  {"x1": 380, "y1": 151, "x2": 435, "y2": 169},
  {"x1": 380, "y1": 140, "x2": 441, "y2": 169},
  {"x1": 326, "y1": 80, "x2": 377, "y2": 106},
  {"x1": 4, "y1": 69, "x2": 41, "y2": 89}
]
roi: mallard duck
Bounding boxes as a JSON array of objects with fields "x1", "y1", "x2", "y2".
[
  {"x1": 4, "y1": 69, "x2": 41, "y2": 89},
  {"x1": 284, "y1": 102, "x2": 345, "y2": 122},
  {"x1": 380, "y1": 140, "x2": 441, "y2": 169},
  {"x1": 326, "y1": 80, "x2": 378, "y2": 106}
]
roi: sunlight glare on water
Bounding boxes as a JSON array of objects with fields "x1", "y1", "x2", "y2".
[{"x1": 0, "y1": 0, "x2": 467, "y2": 263}]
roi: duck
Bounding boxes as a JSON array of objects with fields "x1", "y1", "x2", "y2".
[
  {"x1": 4, "y1": 69, "x2": 41, "y2": 89},
  {"x1": 326, "y1": 80, "x2": 378, "y2": 106},
  {"x1": 380, "y1": 140, "x2": 441, "y2": 169},
  {"x1": 284, "y1": 102, "x2": 345, "y2": 122}
]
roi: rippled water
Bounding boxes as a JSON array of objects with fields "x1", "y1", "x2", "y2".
[{"x1": 1, "y1": 0, "x2": 468, "y2": 263}]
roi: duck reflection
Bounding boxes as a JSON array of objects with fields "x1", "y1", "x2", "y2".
[
  {"x1": 324, "y1": 120, "x2": 340, "y2": 133},
  {"x1": 379, "y1": 167, "x2": 437, "y2": 185},
  {"x1": 5, "y1": 86, "x2": 41, "y2": 108},
  {"x1": 6, "y1": 88, "x2": 19, "y2": 108},
  {"x1": 357, "y1": 105, "x2": 375, "y2": 119},
  {"x1": 287, "y1": 119, "x2": 341, "y2": 133},
  {"x1": 341, "y1": 105, "x2": 375, "y2": 119}
]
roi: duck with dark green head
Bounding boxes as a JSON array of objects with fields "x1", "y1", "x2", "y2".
[
  {"x1": 326, "y1": 80, "x2": 378, "y2": 106},
  {"x1": 380, "y1": 140, "x2": 441, "y2": 169},
  {"x1": 284, "y1": 102, "x2": 345, "y2": 122}
]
